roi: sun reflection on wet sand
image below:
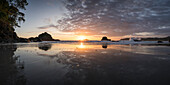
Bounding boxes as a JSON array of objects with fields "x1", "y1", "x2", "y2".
[{"x1": 78, "y1": 43, "x2": 85, "y2": 48}]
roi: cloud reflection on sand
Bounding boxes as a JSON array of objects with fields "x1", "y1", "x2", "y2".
[{"x1": 7, "y1": 42, "x2": 170, "y2": 85}]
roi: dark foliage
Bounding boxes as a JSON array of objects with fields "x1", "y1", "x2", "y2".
[{"x1": 0, "y1": 0, "x2": 28, "y2": 43}]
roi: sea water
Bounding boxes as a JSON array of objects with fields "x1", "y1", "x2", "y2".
[{"x1": 0, "y1": 42, "x2": 170, "y2": 85}]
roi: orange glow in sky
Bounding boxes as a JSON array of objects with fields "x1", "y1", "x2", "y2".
[{"x1": 77, "y1": 36, "x2": 86, "y2": 41}]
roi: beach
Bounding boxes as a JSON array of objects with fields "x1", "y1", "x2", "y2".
[{"x1": 0, "y1": 42, "x2": 170, "y2": 85}]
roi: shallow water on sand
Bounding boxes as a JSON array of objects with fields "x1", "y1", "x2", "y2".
[{"x1": 0, "y1": 42, "x2": 170, "y2": 85}]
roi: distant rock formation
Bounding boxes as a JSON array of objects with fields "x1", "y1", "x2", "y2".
[
  {"x1": 157, "y1": 41, "x2": 163, "y2": 43},
  {"x1": 29, "y1": 37, "x2": 41, "y2": 42},
  {"x1": 23, "y1": 32, "x2": 60, "y2": 42},
  {"x1": 101, "y1": 36, "x2": 111, "y2": 41},
  {"x1": 18, "y1": 38, "x2": 30, "y2": 43},
  {"x1": 54, "y1": 39, "x2": 60, "y2": 41},
  {"x1": 121, "y1": 36, "x2": 170, "y2": 41},
  {"x1": 112, "y1": 40, "x2": 119, "y2": 42},
  {"x1": 38, "y1": 32, "x2": 54, "y2": 41}
]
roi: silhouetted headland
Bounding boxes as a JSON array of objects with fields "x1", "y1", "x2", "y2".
[
  {"x1": 101, "y1": 36, "x2": 111, "y2": 41},
  {"x1": 38, "y1": 32, "x2": 60, "y2": 41},
  {"x1": 17, "y1": 32, "x2": 60, "y2": 43},
  {"x1": 38, "y1": 32, "x2": 54, "y2": 41}
]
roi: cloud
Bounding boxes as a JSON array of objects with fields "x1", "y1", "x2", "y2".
[
  {"x1": 38, "y1": 24, "x2": 57, "y2": 29},
  {"x1": 38, "y1": 0, "x2": 170, "y2": 37},
  {"x1": 134, "y1": 32, "x2": 155, "y2": 36}
]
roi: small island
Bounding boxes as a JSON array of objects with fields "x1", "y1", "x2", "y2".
[
  {"x1": 101, "y1": 36, "x2": 111, "y2": 41},
  {"x1": 38, "y1": 32, "x2": 54, "y2": 41},
  {"x1": 18, "y1": 32, "x2": 60, "y2": 42}
]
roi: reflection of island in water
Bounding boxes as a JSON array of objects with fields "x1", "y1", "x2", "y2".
[
  {"x1": 0, "y1": 45, "x2": 26, "y2": 85},
  {"x1": 38, "y1": 43, "x2": 52, "y2": 51},
  {"x1": 102, "y1": 44, "x2": 108, "y2": 49}
]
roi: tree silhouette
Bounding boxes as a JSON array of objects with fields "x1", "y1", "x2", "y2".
[
  {"x1": 0, "y1": 0, "x2": 28, "y2": 42},
  {"x1": 0, "y1": 0, "x2": 28, "y2": 28}
]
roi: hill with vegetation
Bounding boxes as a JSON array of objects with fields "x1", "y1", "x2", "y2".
[{"x1": 0, "y1": 0, "x2": 28, "y2": 43}]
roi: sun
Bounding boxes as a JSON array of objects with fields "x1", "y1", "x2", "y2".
[{"x1": 77, "y1": 36, "x2": 86, "y2": 41}]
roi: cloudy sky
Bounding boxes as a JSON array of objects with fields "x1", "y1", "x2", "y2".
[{"x1": 16, "y1": 0, "x2": 170, "y2": 40}]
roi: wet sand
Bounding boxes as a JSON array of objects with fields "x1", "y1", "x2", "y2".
[{"x1": 0, "y1": 42, "x2": 170, "y2": 85}]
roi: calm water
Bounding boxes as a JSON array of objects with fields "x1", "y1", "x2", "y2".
[{"x1": 0, "y1": 42, "x2": 170, "y2": 85}]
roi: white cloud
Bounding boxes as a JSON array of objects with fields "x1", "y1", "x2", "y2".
[{"x1": 134, "y1": 32, "x2": 155, "y2": 36}]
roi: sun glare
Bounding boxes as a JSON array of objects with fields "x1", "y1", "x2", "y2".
[
  {"x1": 77, "y1": 36, "x2": 86, "y2": 41},
  {"x1": 78, "y1": 43, "x2": 85, "y2": 48}
]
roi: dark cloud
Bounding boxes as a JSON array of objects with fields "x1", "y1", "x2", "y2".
[
  {"x1": 39, "y1": 0, "x2": 170, "y2": 37},
  {"x1": 38, "y1": 24, "x2": 57, "y2": 29}
]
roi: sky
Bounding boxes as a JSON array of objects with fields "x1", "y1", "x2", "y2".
[{"x1": 16, "y1": 0, "x2": 170, "y2": 40}]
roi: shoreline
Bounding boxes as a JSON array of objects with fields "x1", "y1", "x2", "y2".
[{"x1": 0, "y1": 40, "x2": 169, "y2": 45}]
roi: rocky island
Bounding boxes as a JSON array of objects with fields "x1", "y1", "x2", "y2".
[
  {"x1": 101, "y1": 36, "x2": 111, "y2": 41},
  {"x1": 38, "y1": 32, "x2": 54, "y2": 41},
  {"x1": 38, "y1": 32, "x2": 60, "y2": 41},
  {"x1": 27, "y1": 32, "x2": 60, "y2": 42}
]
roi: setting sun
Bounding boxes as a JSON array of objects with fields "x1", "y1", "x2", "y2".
[{"x1": 77, "y1": 36, "x2": 86, "y2": 41}]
